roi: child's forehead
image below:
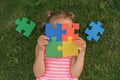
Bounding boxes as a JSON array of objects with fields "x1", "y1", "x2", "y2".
[
  {"x1": 50, "y1": 19, "x2": 72, "y2": 28},
  {"x1": 51, "y1": 18, "x2": 72, "y2": 24},
  {"x1": 49, "y1": 18, "x2": 73, "y2": 28}
]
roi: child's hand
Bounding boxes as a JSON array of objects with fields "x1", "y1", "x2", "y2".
[
  {"x1": 37, "y1": 35, "x2": 49, "y2": 51},
  {"x1": 74, "y1": 37, "x2": 86, "y2": 53}
]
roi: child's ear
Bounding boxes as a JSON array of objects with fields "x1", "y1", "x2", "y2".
[
  {"x1": 46, "y1": 11, "x2": 53, "y2": 17},
  {"x1": 68, "y1": 12, "x2": 75, "y2": 19}
]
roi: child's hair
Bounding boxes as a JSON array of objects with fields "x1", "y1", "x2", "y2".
[{"x1": 40, "y1": 11, "x2": 75, "y2": 32}]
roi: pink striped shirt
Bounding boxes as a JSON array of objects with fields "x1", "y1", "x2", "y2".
[{"x1": 36, "y1": 56, "x2": 78, "y2": 80}]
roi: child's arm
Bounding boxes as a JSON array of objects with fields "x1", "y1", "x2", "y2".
[
  {"x1": 33, "y1": 35, "x2": 49, "y2": 77},
  {"x1": 71, "y1": 37, "x2": 86, "y2": 78}
]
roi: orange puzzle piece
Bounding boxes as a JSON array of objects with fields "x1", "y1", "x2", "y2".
[{"x1": 62, "y1": 23, "x2": 79, "y2": 41}]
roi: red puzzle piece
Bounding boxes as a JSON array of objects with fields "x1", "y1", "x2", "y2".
[{"x1": 62, "y1": 23, "x2": 80, "y2": 41}]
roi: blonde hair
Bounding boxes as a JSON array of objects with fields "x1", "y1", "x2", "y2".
[{"x1": 40, "y1": 11, "x2": 75, "y2": 32}]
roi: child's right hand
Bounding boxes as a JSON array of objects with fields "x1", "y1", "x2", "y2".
[{"x1": 37, "y1": 35, "x2": 49, "y2": 51}]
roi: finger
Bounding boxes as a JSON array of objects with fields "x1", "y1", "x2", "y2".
[
  {"x1": 42, "y1": 42, "x2": 49, "y2": 45},
  {"x1": 74, "y1": 40, "x2": 80, "y2": 43},
  {"x1": 74, "y1": 41, "x2": 86, "y2": 48},
  {"x1": 77, "y1": 37, "x2": 83, "y2": 40},
  {"x1": 74, "y1": 40, "x2": 84, "y2": 45},
  {"x1": 75, "y1": 43, "x2": 85, "y2": 47},
  {"x1": 38, "y1": 42, "x2": 48, "y2": 46},
  {"x1": 41, "y1": 35, "x2": 49, "y2": 38},
  {"x1": 39, "y1": 35, "x2": 49, "y2": 39},
  {"x1": 38, "y1": 36, "x2": 49, "y2": 41},
  {"x1": 38, "y1": 40, "x2": 48, "y2": 45},
  {"x1": 74, "y1": 39, "x2": 86, "y2": 45},
  {"x1": 77, "y1": 37, "x2": 85, "y2": 42}
]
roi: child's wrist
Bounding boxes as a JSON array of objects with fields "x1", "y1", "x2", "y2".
[
  {"x1": 36, "y1": 51, "x2": 44, "y2": 59},
  {"x1": 78, "y1": 50, "x2": 86, "y2": 56},
  {"x1": 38, "y1": 50, "x2": 44, "y2": 54}
]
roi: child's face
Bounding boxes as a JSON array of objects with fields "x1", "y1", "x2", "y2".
[{"x1": 50, "y1": 18, "x2": 73, "y2": 28}]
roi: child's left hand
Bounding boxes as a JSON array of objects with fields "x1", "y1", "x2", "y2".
[{"x1": 74, "y1": 37, "x2": 86, "y2": 53}]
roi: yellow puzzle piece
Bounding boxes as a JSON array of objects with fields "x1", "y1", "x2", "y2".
[{"x1": 58, "y1": 36, "x2": 79, "y2": 57}]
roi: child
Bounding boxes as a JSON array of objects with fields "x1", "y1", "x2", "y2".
[{"x1": 33, "y1": 11, "x2": 86, "y2": 80}]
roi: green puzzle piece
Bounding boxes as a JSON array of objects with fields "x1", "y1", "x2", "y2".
[
  {"x1": 46, "y1": 37, "x2": 62, "y2": 57},
  {"x1": 15, "y1": 17, "x2": 36, "y2": 37}
]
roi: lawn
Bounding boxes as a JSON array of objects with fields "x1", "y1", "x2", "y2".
[{"x1": 0, "y1": 0, "x2": 120, "y2": 80}]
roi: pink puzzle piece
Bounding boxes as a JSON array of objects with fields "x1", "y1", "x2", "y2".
[{"x1": 62, "y1": 23, "x2": 80, "y2": 41}]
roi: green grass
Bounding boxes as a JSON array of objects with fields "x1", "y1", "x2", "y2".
[{"x1": 0, "y1": 0, "x2": 120, "y2": 80}]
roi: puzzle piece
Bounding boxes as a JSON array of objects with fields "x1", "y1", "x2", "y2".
[
  {"x1": 45, "y1": 23, "x2": 66, "y2": 42},
  {"x1": 85, "y1": 21, "x2": 105, "y2": 41},
  {"x1": 58, "y1": 36, "x2": 79, "y2": 57},
  {"x1": 62, "y1": 23, "x2": 79, "y2": 41},
  {"x1": 46, "y1": 37, "x2": 62, "y2": 57},
  {"x1": 15, "y1": 17, "x2": 36, "y2": 37}
]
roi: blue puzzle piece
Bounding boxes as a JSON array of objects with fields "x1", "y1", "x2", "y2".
[
  {"x1": 85, "y1": 21, "x2": 105, "y2": 41},
  {"x1": 45, "y1": 23, "x2": 66, "y2": 42}
]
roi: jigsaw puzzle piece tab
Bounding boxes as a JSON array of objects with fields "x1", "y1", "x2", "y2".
[
  {"x1": 15, "y1": 17, "x2": 36, "y2": 37},
  {"x1": 91, "y1": 21, "x2": 104, "y2": 34},
  {"x1": 46, "y1": 37, "x2": 62, "y2": 58},
  {"x1": 62, "y1": 23, "x2": 79, "y2": 41},
  {"x1": 85, "y1": 21, "x2": 105, "y2": 41},
  {"x1": 45, "y1": 23, "x2": 66, "y2": 42},
  {"x1": 58, "y1": 36, "x2": 79, "y2": 57}
]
